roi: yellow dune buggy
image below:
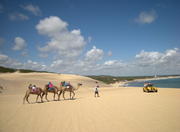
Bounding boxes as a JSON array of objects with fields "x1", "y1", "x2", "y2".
[{"x1": 143, "y1": 83, "x2": 158, "y2": 92}]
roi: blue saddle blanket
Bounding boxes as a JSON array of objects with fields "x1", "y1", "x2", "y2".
[{"x1": 48, "y1": 87, "x2": 54, "y2": 91}]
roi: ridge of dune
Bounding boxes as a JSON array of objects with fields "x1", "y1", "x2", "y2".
[{"x1": 0, "y1": 72, "x2": 109, "y2": 95}]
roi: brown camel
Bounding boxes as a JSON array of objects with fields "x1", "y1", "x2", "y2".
[
  {"x1": 23, "y1": 86, "x2": 44, "y2": 104},
  {"x1": 42, "y1": 84, "x2": 59, "y2": 101},
  {"x1": 58, "y1": 83, "x2": 82, "y2": 100}
]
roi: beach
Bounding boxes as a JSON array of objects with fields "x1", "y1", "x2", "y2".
[
  {"x1": 0, "y1": 73, "x2": 180, "y2": 132},
  {"x1": 111, "y1": 76, "x2": 180, "y2": 88}
]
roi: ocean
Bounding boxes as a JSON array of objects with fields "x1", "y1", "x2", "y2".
[{"x1": 127, "y1": 78, "x2": 180, "y2": 88}]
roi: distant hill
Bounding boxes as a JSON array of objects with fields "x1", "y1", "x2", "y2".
[
  {"x1": 87, "y1": 75, "x2": 180, "y2": 84},
  {"x1": 1, "y1": 66, "x2": 179, "y2": 84},
  {"x1": 0, "y1": 66, "x2": 16, "y2": 73},
  {"x1": 0, "y1": 66, "x2": 47, "y2": 73},
  {"x1": 87, "y1": 75, "x2": 153, "y2": 84}
]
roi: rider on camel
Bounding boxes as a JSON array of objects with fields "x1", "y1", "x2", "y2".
[
  {"x1": 61, "y1": 81, "x2": 71, "y2": 88},
  {"x1": 48, "y1": 82, "x2": 54, "y2": 91}
]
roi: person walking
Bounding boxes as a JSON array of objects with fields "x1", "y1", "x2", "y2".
[{"x1": 94, "y1": 82, "x2": 100, "y2": 97}]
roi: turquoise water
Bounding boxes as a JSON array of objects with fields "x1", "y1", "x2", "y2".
[{"x1": 127, "y1": 78, "x2": 180, "y2": 88}]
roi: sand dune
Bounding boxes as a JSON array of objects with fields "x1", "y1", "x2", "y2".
[
  {"x1": 0, "y1": 73, "x2": 180, "y2": 132},
  {"x1": 0, "y1": 72, "x2": 108, "y2": 95}
]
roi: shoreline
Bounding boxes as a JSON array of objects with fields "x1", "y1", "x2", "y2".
[
  {"x1": 132, "y1": 75, "x2": 180, "y2": 82},
  {"x1": 111, "y1": 76, "x2": 180, "y2": 87}
]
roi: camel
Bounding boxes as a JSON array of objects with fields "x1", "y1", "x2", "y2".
[
  {"x1": 23, "y1": 86, "x2": 44, "y2": 104},
  {"x1": 42, "y1": 84, "x2": 59, "y2": 102},
  {"x1": 58, "y1": 83, "x2": 82, "y2": 100}
]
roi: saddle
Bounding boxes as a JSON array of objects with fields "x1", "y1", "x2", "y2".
[
  {"x1": 48, "y1": 87, "x2": 54, "y2": 91},
  {"x1": 31, "y1": 88, "x2": 40, "y2": 94},
  {"x1": 66, "y1": 86, "x2": 70, "y2": 88},
  {"x1": 61, "y1": 82, "x2": 71, "y2": 88}
]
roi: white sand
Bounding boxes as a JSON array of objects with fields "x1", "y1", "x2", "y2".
[{"x1": 0, "y1": 73, "x2": 180, "y2": 132}]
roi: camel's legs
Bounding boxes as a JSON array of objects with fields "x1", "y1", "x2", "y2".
[
  {"x1": 70, "y1": 92, "x2": 72, "y2": 99},
  {"x1": 41, "y1": 92, "x2": 45, "y2": 102},
  {"x1": 58, "y1": 91, "x2": 62, "y2": 101},
  {"x1": 72, "y1": 91, "x2": 75, "y2": 99},
  {"x1": 45, "y1": 93, "x2": 49, "y2": 102},
  {"x1": 36, "y1": 95, "x2": 39, "y2": 103},
  {"x1": 40, "y1": 94, "x2": 43, "y2": 102},
  {"x1": 26, "y1": 95, "x2": 30, "y2": 104},
  {"x1": 63, "y1": 91, "x2": 66, "y2": 100},
  {"x1": 40, "y1": 93, "x2": 43, "y2": 102},
  {"x1": 53, "y1": 92, "x2": 56, "y2": 101},
  {"x1": 23, "y1": 92, "x2": 27, "y2": 104}
]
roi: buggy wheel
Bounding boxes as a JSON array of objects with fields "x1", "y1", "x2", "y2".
[{"x1": 143, "y1": 88, "x2": 145, "y2": 92}]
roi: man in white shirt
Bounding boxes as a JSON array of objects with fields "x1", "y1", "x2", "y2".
[{"x1": 94, "y1": 82, "x2": 100, "y2": 97}]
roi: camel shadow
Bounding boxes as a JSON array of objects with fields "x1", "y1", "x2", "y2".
[
  {"x1": 25, "y1": 101, "x2": 44, "y2": 104},
  {"x1": 64, "y1": 98, "x2": 76, "y2": 100},
  {"x1": 58, "y1": 97, "x2": 83, "y2": 101},
  {"x1": 25, "y1": 97, "x2": 83, "y2": 104}
]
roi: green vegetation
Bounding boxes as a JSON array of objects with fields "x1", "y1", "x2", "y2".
[
  {"x1": 0, "y1": 66, "x2": 47, "y2": 73},
  {"x1": 87, "y1": 75, "x2": 152, "y2": 84},
  {"x1": 0, "y1": 66, "x2": 16, "y2": 73},
  {"x1": 18, "y1": 69, "x2": 46, "y2": 73},
  {"x1": 87, "y1": 75, "x2": 180, "y2": 84}
]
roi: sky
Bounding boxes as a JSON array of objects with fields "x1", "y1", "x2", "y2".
[{"x1": 0, "y1": 0, "x2": 180, "y2": 76}]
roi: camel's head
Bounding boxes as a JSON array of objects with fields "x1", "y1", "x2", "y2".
[
  {"x1": 45, "y1": 84, "x2": 49, "y2": 88},
  {"x1": 78, "y1": 83, "x2": 82, "y2": 86}
]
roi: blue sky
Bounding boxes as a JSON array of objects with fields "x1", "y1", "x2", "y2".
[{"x1": 0, "y1": 0, "x2": 180, "y2": 76}]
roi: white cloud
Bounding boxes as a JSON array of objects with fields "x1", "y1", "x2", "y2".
[
  {"x1": 39, "y1": 53, "x2": 48, "y2": 58},
  {"x1": 41, "y1": 47, "x2": 180, "y2": 76},
  {"x1": 24, "y1": 60, "x2": 47, "y2": 70},
  {"x1": 50, "y1": 60, "x2": 63, "y2": 69},
  {"x1": 135, "y1": 50, "x2": 163, "y2": 66},
  {"x1": 135, "y1": 48, "x2": 180, "y2": 66},
  {"x1": 21, "y1": 4, "x2": 41, "y2": 16},
  {"x1": 36, "y1": 16, "x2": 68, "y2": 36},
  {"x1": 12, "y1": 37, "x2": 26, "y2": 51},
  {"x1": 36, "y1": 16, "x2": 86, "y2": 59},
  {"x1": 0, "y1": 53, "x2": 46, "y2": 71},
  {"x1": 85, "y1": 46, "x2": 104, "y2": 63},
  {"x1": 9, "y1": 13, "x2": 29, "y2": 21},
  {"x1": 165, "y1": 48, "x2": 178, "y2": 56},
  {"x1": 103, "y1": 60, "x2": 125, "y2": 69},
  {"x1": 48, "y1": 46, "x2": 104, "y2": 74},
  {"x1": 21, "y1": 50, "x2": 28, "y2": 56},
  {"x1": 1, "y1": 48, "x2": 180, "y2": 76},
  {"x1": 135, "y1": 10, "x2": 158, "y2": 24},
  {"x1": 0, "y1": 54, "x2": 8, "y2": 62},
  {"x1": 104, "y1": 60, "x2": 119, "y2": 66},
  {"x1": 134, "y1": 48, "x2": 180, "y2": 75},
  {"x1": 0, "y1": 53, "x2": 23, "y2": 68}
]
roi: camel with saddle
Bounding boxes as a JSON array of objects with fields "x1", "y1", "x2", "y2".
[
  {"x1": 42, "y1": 84, "x2": 59, "y2": 102},
  {"x1": 58, "y1": 82, "x2": 82, "y2": 100},
  {"x1": 23, "y1": 82, "x2": 82, "y2": 104},
  {"x1": 23, "y1": 84, "x2": 44, "y2": 104}
]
